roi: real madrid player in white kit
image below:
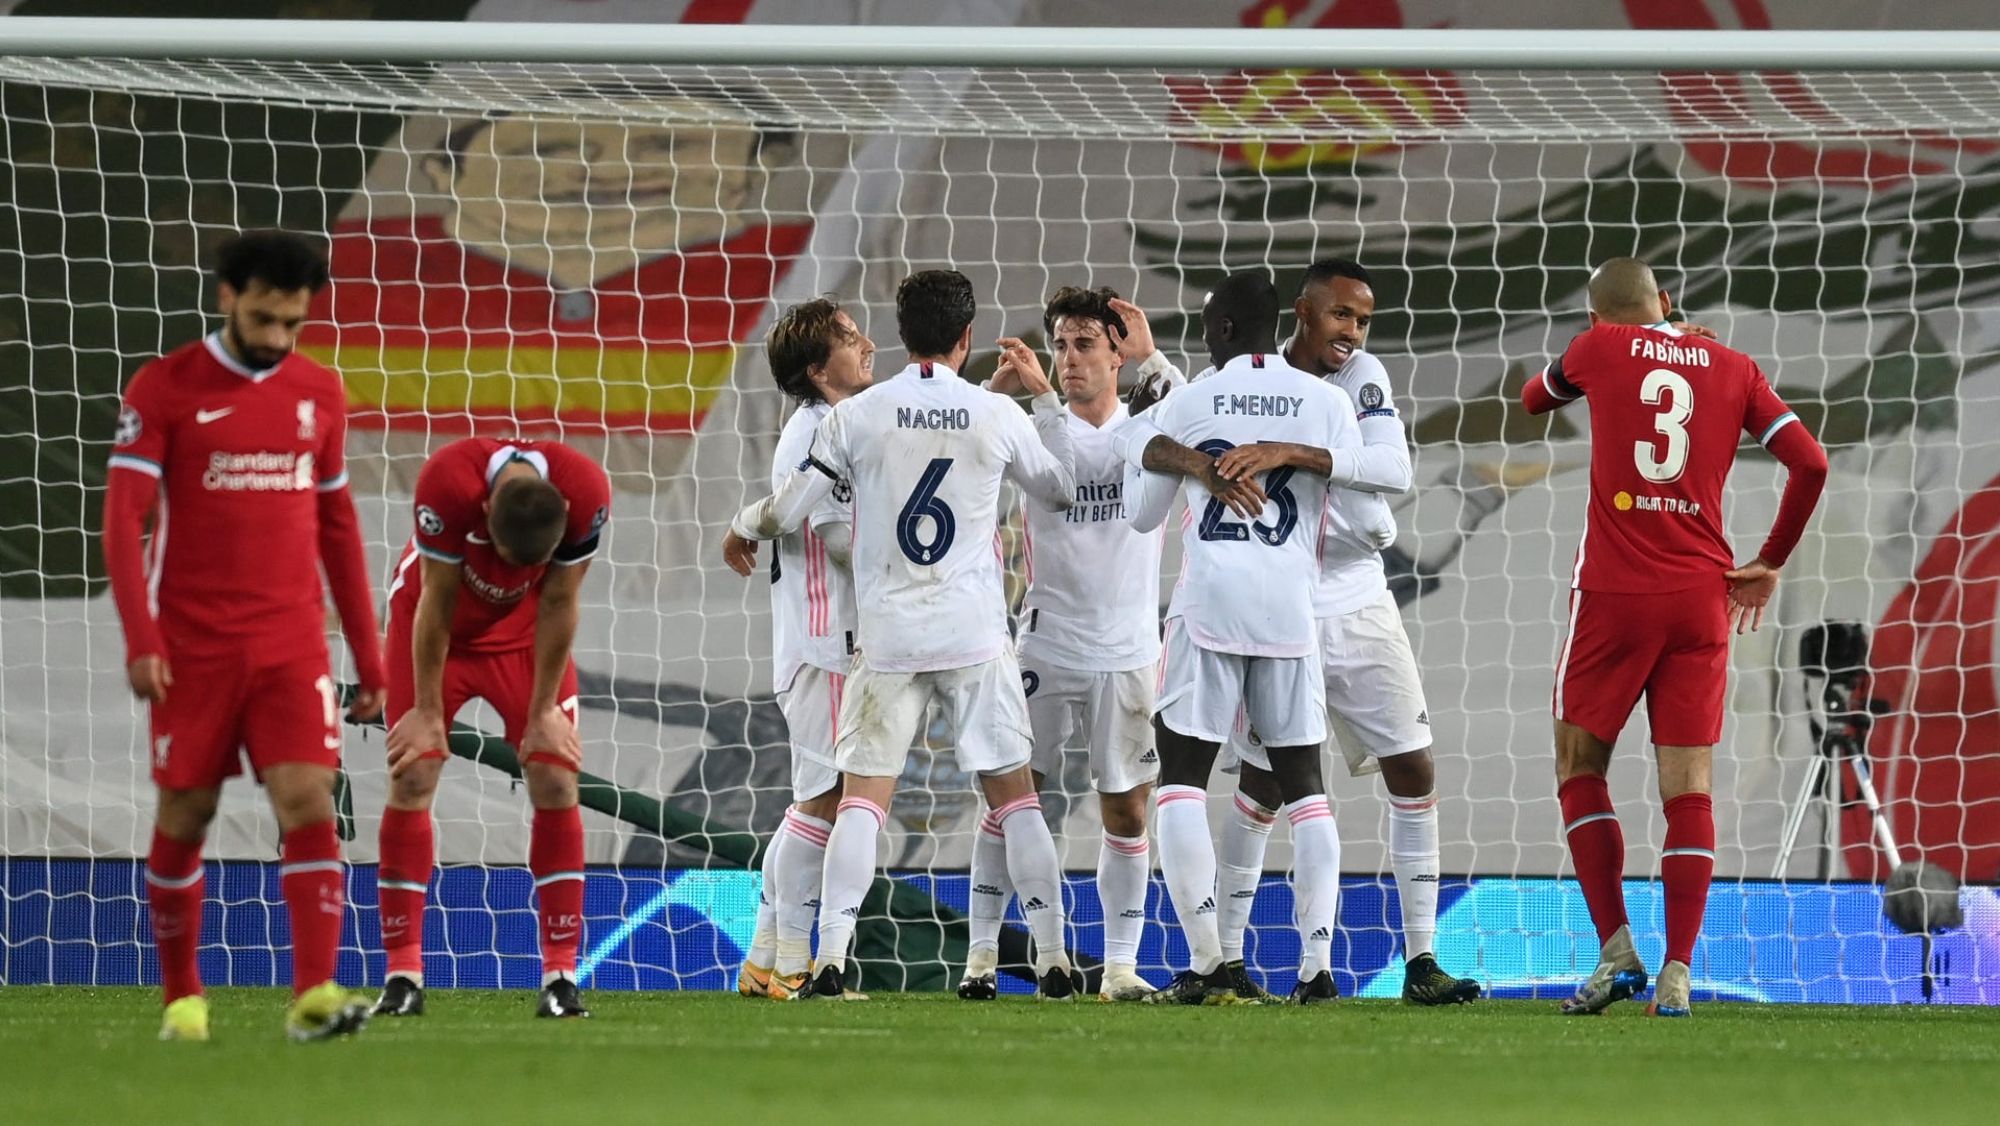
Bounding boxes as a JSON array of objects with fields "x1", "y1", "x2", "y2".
[
  {"x1": 733, "y1": 299, "x2": 874, "y2": 1001},
  {"x1": 1117, "y1": 270, "x2": 1367, "y2": 1006},
  {"x1": 1211, "y1": 260, "x2": 1481, "y2": 1005},
  {"x1": 723, "y1": 270, "x2": 1086, "y2": 1000},
  {"x1": 958, "y1": 287, "x2": 1186, "y2": 1003}
]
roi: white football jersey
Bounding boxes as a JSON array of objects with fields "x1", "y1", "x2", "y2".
[
  {"x1": 769, "y1": 401, "x2": 856, "y2": 693},
  {"x1": 1313, "y1": 348, "x2": 1404, "y2": 617},
  {"x1": 1019, "y1": 403, "x2": 1165, "y2": 673},
  {"x1": 1126, "y1": 352, "x2": 1360, "y2": 658},
  {"x1": 807, "y1": 361, "x2": 1076, "y2": 673}
]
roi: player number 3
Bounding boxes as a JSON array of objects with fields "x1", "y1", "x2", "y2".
[{"x1": 1636, "y1": 368, "x2": 1693, "y2": 483}]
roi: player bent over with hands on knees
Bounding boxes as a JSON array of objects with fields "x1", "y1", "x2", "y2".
[
  {"x1": 723, "y1": 270, "x2": 1088, "y2": 1000},
  {"x1": 104, "y1": 230, "x2": 386, "y2": 1042},
  {"x1": 1522, "y1": 258, "x2": 1827, "y2": 1017},
  {"x1": 1114, "y1": 270, "x2": 1360, "y2": 1006},
  {"x1": 375, "y1": 436, "x2": 611, "y2": 1020},
  {"x1": 956, "y1": 286, "x2": 1186, "y2": 1002},
  {"x1": 729, "y1": 299, "x2": 875, "y2": 1000}
]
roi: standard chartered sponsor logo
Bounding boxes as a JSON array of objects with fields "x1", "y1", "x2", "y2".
[{"x1": 202, "y1": 450, "x2": 314, "y2": 491}]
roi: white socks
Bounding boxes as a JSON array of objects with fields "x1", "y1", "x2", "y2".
[
  {"x1": 748, "y1": 827, "x2": 780, "y2": 969},
  {"x1": 1285, "y1": 795, "x2": 1341, "y2": 980},
  {"x1": 813, "y1": 796, "x2": 885, "y2": 974},
  {"x1": 1154, "y1": 784, "x2": 1222, "y2": 974},
  {"x1": 1216, "y1": 791, "x2": 1276, "y2": 963},
  {"x1": 966, "y1": 808, "x2": 1013, "y2": 958},
  {"x1": 993, "y1": 793, "x2": 1069, "y2": 973},
  {"x1": 1097, "y1": 831, "x2": 1150, "y2": 967},
  {"x1": 1388, "y1": 791, "x2": 1441, "y2": 960},
  {"x1": 773, "y1": 808, "x2": 832, "y2": 976}
]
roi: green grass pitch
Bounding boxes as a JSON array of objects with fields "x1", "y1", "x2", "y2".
[{"x1": 3, "y1": 987, "x2": 1995, "y2": 1125}]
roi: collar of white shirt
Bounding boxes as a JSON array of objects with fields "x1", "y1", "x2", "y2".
[{"x1": 898, "y1": 360, "x2": 960, "y2": 382}]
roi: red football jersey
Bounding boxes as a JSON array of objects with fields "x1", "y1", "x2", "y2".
[
  {"x1": 387, "y1": 438, "x2": 611, "y2": 652},
  {"x1": 106, "y1": 335, "x2": 355, "y2": 659},
  {"x1": 1541, "y1": 323, "x2": 1799, "y2": 594}
]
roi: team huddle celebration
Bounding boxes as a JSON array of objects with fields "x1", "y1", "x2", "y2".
[{"x1": 106, "y1": 225, "x2": 1827, "y2": 1040}]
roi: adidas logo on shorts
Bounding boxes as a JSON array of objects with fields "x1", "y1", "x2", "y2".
[{"x1": 1140, "y1": 749, "x2": 1158, "y2": 763}]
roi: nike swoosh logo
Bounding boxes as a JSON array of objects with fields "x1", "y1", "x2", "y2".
[
  {"x1": 195, "y1": 407, "x2": 234, "y2": 424},
  {"x1": 549, "y1": 930, "x2": 578, "y2": 941}
]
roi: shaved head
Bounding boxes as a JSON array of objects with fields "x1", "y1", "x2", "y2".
[{"x1": 1587, "y1": 257, "x2": 1669, "y2": 324}]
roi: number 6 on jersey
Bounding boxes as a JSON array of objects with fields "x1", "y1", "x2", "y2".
[{"x1": 898, "y1": 457, "x2": 957, "y2": 564}]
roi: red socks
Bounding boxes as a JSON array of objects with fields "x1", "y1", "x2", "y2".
[
  {"x1": 1557, "y1": 775, "x2": 1628, "y2": 944},
  {"x1": 530, "y1": 806, "x2": 586, "y2": 978},
  {"x1": 377, "y1": 806, "x2": 435, "y2": 979},
  {"x1": 146, "y1": 829, "x2": 205, "y2": 1005},
  {"x1": 280, "y1": 819, "x2": 346, "y2": 996},
  {"x1": 1661, "y1": 792, "x2": 1716, "y2": 967}
]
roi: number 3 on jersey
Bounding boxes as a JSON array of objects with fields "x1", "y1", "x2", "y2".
[
  {"x1": 1636, "y1": 368, "x2": 1693, "y2": 482},
  {"x1": 1194, "y1": 439, "x2": 1297, "y2": 545},
  {"x1": 898, "y1": 457, "x2": 957, "y2": 564}
]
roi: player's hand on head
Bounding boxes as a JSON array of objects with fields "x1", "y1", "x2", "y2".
[
  {"x1": 1723, "y1": 557, "x2": 1780, "y2": 634},
  {"x1": 1199, "y1": 459, "x2": 1266, "y2": 519},
  {"x1": 520, "y1": 706, "x2": 583, "y2": 771},
  {"x1": 1215, "y1": 442, "x2": 1295, "y2": 482},
  {"x1": 1672, "y1": 320, "x2": 1721, "y2": 341},
  {"x1": 385, "y1": 707, "x2": 447, "y2": 778},
  {"x1": 1106, "y1": 297, "x2": 1156, "y2": 364},
  {"x1": 127, "y1": 655, "x2": 171, "y2": 703},
  {"x1": 996, "y1": 337, "x2": 1052, "y2": 397},
  {"x1": 348, "y1": 684, "x2": 386, "y2": 723},
  {"x1": 722, "y1": 529, "x2": 760, "y2": 578}
]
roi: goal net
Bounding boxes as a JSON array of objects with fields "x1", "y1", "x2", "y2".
[{"x1": 2, "y1": 16, "x2": 1996, "y2": 1002}]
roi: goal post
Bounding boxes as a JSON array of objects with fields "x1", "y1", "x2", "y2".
[{"x1": 2, "y1": 15, "x2": 1996, "y2": 1002}]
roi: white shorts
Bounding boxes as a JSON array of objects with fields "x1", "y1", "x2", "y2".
[
  {"x1": 833, "y1": 652, "x2": 1033, "y2": 778},
  {"x1": 777, "y1": 665, "x2": 845, "y2": 801},
  {"x1": 1155, "y1": 618, "x2": 1326, "y2": 748},
  {"x1": 1020, "y1": 652, "x2": 1159, "y2": 794},
  {"x1": 1226, "y1": 590, "x2": 1431, "y2": 776}
]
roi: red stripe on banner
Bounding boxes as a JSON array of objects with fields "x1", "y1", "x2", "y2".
[{"x1": 683, "y1": 0, "x2": 754, "y2": 23}]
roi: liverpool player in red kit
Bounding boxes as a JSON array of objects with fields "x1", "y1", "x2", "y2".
[
  {"x1": 103, "y1": 230, "x2": 387, "y2": 1042},
  {"x1": 1522, "y1": 258, "x2": 1828, "y2": 1018},
  {"x1": 375, "y1": 437, "x2": 610, "y2": 1019}
]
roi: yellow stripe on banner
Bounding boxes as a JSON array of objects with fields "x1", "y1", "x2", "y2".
[{"x1": 300, "y1": 343, "x2": 739, "y2": 426}]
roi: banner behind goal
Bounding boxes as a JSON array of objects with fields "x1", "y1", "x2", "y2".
[{"x1": 2, "y1": 14, "x2": 1997, "y2": 999}]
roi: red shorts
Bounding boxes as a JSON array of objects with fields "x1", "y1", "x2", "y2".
[
  {"x1": 150, "y1": 648, "x2": 340, "y2": 790},
  {"x1": 385, "y1": 611, "x2": 581, "y2": 769},
  {"x1": 1554, "y1": 583, "x2": 1729, "y2": 747}
]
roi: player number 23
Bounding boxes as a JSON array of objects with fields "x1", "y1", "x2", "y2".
[
  {"x1": 1636, "y1": 368, "x2": 1693, "y2": 483},
  {"x1": 1194, "y1": 439, "x2": 1298, "y2": 545}
]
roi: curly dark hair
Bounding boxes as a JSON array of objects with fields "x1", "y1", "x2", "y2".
[
  {"x1": 213, "y1": 229, "x2": 329, "y2": 295},
  {"x1": 1041, "y1": 285, "x2": 1129, "y2": 342},
  {"x1": 766, "y1": 297, "x2": 853, "y2": 404},
  {"x1": 895, "y1": 270, "x2": 977, "y2": 358}
]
